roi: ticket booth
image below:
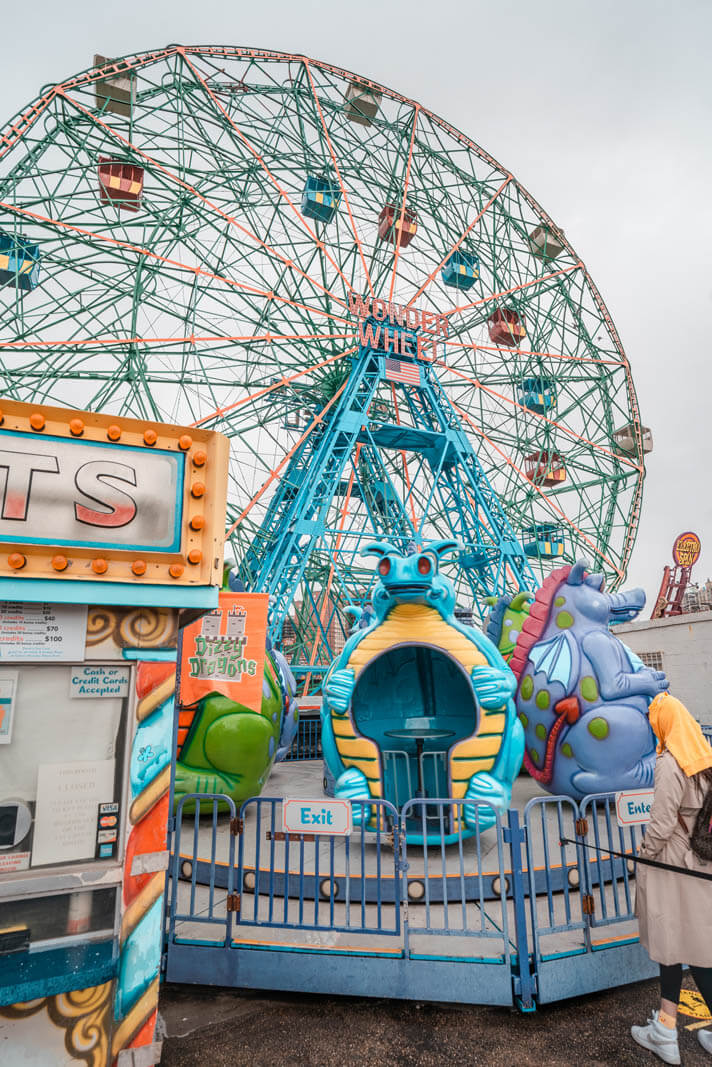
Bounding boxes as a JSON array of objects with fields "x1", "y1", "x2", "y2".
[{"x1": 0, "y1": 400, "x2": 228, "y2": 1066}]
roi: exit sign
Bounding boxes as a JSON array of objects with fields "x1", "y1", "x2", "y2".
[{"x1": 282, "y1": 797, "x2": 352, "y2": 836}]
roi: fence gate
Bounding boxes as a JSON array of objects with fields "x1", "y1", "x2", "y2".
[
  {"x1": 165, "y1": 792, "x2": 412, "y2": 1000},
  {"x1": 164, "y1": 789, "x2": 659, "y2": 1009},
  {"x1": 164, "y1": 793, "x2": 531, "y2": 1005},
  {"x1": 523, "y1": 793, "x2": 658, "y2": 1004},
  {"x1": 399, "y1": 799, "x2": 533, "y2": 1008}
]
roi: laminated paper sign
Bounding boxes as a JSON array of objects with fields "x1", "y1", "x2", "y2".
[
  {"x1": 178, "y1": 592, "x2": 268, "y2": 713},
  {"x1": 69, "y1": 665, "x2": 130, "y2": 699},
  {"x1": 31, "y1": 759, "x2": 115, "y2": 867},
  {"x1": 0, "y1": 603, "x2": 87, "y2": 662}
]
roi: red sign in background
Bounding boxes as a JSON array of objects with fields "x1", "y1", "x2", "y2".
[{"x1": 672, "y1": 531, "x2": 701, "y2": 569}]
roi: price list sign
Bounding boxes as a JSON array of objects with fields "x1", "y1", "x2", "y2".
[{"x1": 0, "y1": 603, "x2": 88, "y2": 661}]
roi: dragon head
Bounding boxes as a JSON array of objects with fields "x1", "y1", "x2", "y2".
[
  {"x1": 564, "y1": 559, "x2": 646, "y2": 625},
  {"x1": 362, "y1": 539, "x2": 459, "y2": 620}
]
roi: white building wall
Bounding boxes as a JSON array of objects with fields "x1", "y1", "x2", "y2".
[{"x1": 616, "y1": 611, "x2": 712, "y2": 726}]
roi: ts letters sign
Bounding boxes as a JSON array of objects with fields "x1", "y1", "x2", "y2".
[
  {"x1": 0, "y1": 432, "x2": 182, "y2": 552},
  {"x1": 0, "y1": 399, "x2": 229, "y2": 586}
]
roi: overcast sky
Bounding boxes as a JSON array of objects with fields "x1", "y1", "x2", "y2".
[{"x1": 2, "y1": 0, "x2": 710, "y2": 610}]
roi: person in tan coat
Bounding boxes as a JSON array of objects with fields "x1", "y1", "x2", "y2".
[{"x1": 632, "y1": 693, "x2": 712, "y2": 1064}]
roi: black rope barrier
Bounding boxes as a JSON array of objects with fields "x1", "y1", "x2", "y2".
[{"x1": 559, "y1": 837, "x2": 712, "y2": 882}]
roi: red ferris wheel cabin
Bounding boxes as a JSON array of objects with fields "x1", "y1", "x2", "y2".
[
  {"x1": 487, "y1": 308, "x2": 526, "y2": 346},
  {"x1": 98, "y1": 157, "x2": 144, "y2": 211},
  {"x1": 378, "y1": 204, "x2": 418, "y2": 248},
  {"x1": 524, "y1": 450, "x2": 567, "y2": 487}
]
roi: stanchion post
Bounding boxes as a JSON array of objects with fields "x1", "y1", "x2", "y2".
[{"x1": 506, "y1": 808, "x2": 536, "y2": 1012}]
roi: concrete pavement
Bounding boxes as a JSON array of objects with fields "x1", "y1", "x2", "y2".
[{"x1": 159, "y1": 975, "x2": 711, "y2": 1066}]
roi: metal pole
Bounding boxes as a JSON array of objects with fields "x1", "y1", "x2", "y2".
[{"x1": 506, "y1": 808, "x2": 536, "y2": 1012}]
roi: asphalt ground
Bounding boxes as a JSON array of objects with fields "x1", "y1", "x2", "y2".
[{"x1": 159, "y1": 974, "x2": 712, "y2": 1066}]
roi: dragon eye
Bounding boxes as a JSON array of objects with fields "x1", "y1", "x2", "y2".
[
  {"x1": 378, "y1": 558, "x2": 391, "y2": 576},
  {"x1": 417, "y1": 556, "x2": 432, "y2": 575}
]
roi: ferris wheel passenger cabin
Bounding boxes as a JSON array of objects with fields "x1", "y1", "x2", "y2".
[
  {"x1": 487, "y1": 307, "x2": 526, "y2": 346},
  {"x1": 613, "y1": 422, "x2": 654, "y2": 455},
  {"x1": 378, "y1": 204, "x2": 418, "y2": 248},
  {"x1": 0, "y1": 232, "x2": 40, "y2": 291},
  {"x1": 524, "y1": 450, "x2": 567, "y2": 487},
  {"x1": 523, "y1": 523, "x2": 565, "y2": 559},
  {"x1": 528, "y1": 224, "x2": 565, "y2": 260},
  {"x1": 301, "y1": 176, "x2": 342, "y2": 224},
  {"x1": 457, "y1": 547, "x2": 490, "y2": 573},
  {"x1": 282, "y1": 408, "x2": 302, "y2": 431},
  {"x1": 518, "y1": 377, "x2": 556, "y2": 414},
  {"x1": 93, "y1": 54, "x2": 134, "y2": 117},
  {"x1": 344, "y1": 80, "x2": 382, "y2": 126},
  {"x1": 441, "y1": 249, "x2": 480, "y2": 290},
  {"x1": 97, "y1": 157, "x2": 144, "y2": 211}
]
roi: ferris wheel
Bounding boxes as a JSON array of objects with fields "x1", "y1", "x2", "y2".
[{"x1": 0, "y1": 46, "x2": 650, "y2": 680}]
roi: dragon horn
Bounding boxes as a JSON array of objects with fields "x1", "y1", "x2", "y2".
[
  {"x1": 567, "y1": 560, "x2": 589, "y2": 586},
  {"x1": 361, "y1": 541, "x2": 395, "y2": 559},
  {"x1": 510, "y1": 591, "x2": 535, "y2": 610},
  {"x1": 428, "y1": 539, "x2": 460, "y2": 559}
]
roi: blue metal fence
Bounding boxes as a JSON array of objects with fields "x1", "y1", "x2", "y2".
[
  {"x1": 168, "y1": 794, "x2": 238, "y2": 949},
  {"x1": 235, "y1": 796, "x2": 400, "y2": 936},
  {"x1": 523, "y1": 795, "x2": 587, "y2": 956},
  {"x1": 524, "y1": 791, "x2": 658, "y2": 1004},
  {"x1": 579, "y1": 793, "x2": 642, "y2": 929},
  {"x1": 400, "y1": 799, "x2": 511, "y2": 946},
  {"x1": 283, "y1": 716, "x2": 322, "y2": 761},
  {"x1": 165, "y1": 789, "x2": 662, "y2": 1010}
]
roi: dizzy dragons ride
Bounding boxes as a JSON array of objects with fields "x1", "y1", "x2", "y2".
[{"x1": 321, "y1": 541, "x2": 524, "y2": 843}]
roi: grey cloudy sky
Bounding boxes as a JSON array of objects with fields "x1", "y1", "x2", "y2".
[{"x1": 2, "y1": 0, "x2": 711, "y2": 609}]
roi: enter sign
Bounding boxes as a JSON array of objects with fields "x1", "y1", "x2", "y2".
[{"x1": 615, "y1": 788, "x2": 654, "y2": 827}]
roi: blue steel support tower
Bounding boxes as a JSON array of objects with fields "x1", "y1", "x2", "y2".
[{"x1": 240, "y1": 319, "x2": 536, "y2": 679}]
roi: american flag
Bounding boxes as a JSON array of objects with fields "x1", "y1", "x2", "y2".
[{"x1": 383, "y1": 357, "x2": 422, "y2": 386}]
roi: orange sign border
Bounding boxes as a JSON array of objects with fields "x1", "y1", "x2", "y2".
[{"x1": 0, "y1": 397, "x2": 229, "y2": 587}]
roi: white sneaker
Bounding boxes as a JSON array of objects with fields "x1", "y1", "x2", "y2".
[
  {"x1": 631, "y1": 1011, "x2": 681, "y2": 1065},
  {"x1": 699, "y1": 1028, "x2": 712, "y2": 1054}
]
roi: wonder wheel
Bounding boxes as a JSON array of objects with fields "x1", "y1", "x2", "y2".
[{"x1": 0, "y1": 47, "x2": 649, "y2": 684}]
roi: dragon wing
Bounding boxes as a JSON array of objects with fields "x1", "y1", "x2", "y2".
[{"x1": 528, "y1": 633, "x2": 579, "y2": 689}]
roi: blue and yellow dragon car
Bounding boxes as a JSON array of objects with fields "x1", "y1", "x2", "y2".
[{"x1": 321, "y1": 540, "x2": 524, "y2": 842}]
